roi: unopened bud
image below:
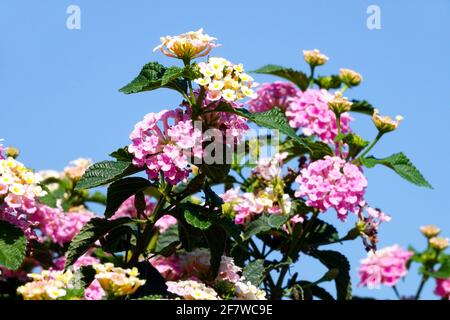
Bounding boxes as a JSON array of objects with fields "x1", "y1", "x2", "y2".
[
  {"x1": 303, "y1": 49, "x2": 328, "y2": 67},
  {"x1": 429, "y1": 237, "x2": 449, "y2": 251},
  {"x1": 339, "y1": 68, "x2": 363, "y2": 87},
  {"x1": 420, "y1": 225, "x2": 441, "y2": 238},
  {"x1": 5, "y1": 147, "x2": 20, "y2": 159}
]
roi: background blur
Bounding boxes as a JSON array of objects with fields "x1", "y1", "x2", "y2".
[{"x1": 1, "y1": 0, "x2": 449, "y2": 299}]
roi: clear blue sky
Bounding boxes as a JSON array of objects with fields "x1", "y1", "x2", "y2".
[{"x1": 1, "y1": 0, "x2": 449, "y2": 299}]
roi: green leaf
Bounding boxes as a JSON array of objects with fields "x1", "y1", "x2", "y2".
[
  {"x1": 343, "y1": 133, "x2": 369, "y2": 159},
  {"x1": 251, "y1": 108, "x2": 306, "y2": 146},
  {"x1": 242, "y1": 259, "x2": 265, "y2": 286},
  {"x1": 0, "y1": 221, "x2": 27, "y2": 270},
  {"x1": 104, "y1": 177, "x2": 152, "y2": 218},
  {"x1": 310, "y1": 250, "x2": 352, "y2": 300},
  {"x1": 242, "y1": 214, "x2": 289, "y2": 240},
  {"x1": 360, "y1": 152, "x2": 432, "y2": 188},
  {"x1": 75, "y1": 160, "x2": 143, "y2": 190},
  {"x1": 109, "y1": 147, "x2": 134, "y2": 162},
  {"x1": 184, "y1": 209, "x2": 212, "y2": 230},
  {"x1": 427, "y1": 256, "x2": 450, "y2": 279},
  {"x1": 314, "y1": 75, "x2": 342, "y2": 90},
  {"x1": 160, "y1": 66, "x2": 185, "y2": 86},
  {"x1": 65, "y1": 217, "x2": 133, "y2": 269},
  {"x1": 119, "y1": 62, "x2": 187, "y2": 95},
  {"x1": 252, "y1": 65, "x2": 309, "y2": 91},
  {"x1": 350, "y1": 100, "x2": 375, "y2": 115}
]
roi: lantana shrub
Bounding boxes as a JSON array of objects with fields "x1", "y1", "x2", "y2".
[{"x1": 1, "y1": 29, "x2": 447, "y2": 301}]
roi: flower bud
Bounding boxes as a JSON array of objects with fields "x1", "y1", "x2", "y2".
[
  {"x1": 429, "y1": 237, "x2": 449, "y2": 251},
  {"x1": 420, "y1": 225, "x2": 441, "y2": 238},
  {"x1": 372, "y1": 109, "x2": 403, "y2": 134},
  {"x1": 339, "y1": 68, "x2": 363, "y2": 87},
  {"x1": 303, "y1": 49, "x2": 328, "y2": 67},
  {"x1": 327, "y1": 93, "x2": 353, "y2": 115},
  {"x1": 5, "y1": 147, "x2": 20, "y2": 159}
]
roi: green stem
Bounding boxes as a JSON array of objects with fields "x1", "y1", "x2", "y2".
[
  {"x1": 415, "y1": 275, "x2": 428, "y2": 300},
  {"x1": 128, "y1": 184, "x2": 169, "y2": 266},
  {"x1": 308, "y1": 65, "x2": 315, "y2": 88},
  {"x1": 340, "y1": 84, "x2": 349, "y2": 94},
  {"x1": 273, "y1": 210, "x2": 320, "y2": 299},
  {"x1": 392, "y1": 285, "x2": 401, "y2": 300},
  {"x1": 356, "y1": 132, "x2": 384, "y2": 161},
  {"x1": 336, "y1": 113, "x2": 343, "y2": 158}
]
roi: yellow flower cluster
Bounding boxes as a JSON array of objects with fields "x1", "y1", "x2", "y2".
[
  {"x1": 17, "y1": 270, "x2": 73, "y2": 300},
  {"x1": 195, "y1": 57, "x2": 257, "y2": 102},
  {"x1": 153, "y1": 28, "x2": 219, "y2": 61},
  {"x1": 93, "y1": 263, "x2": 146, "y2": 297},
  {"x1": 0, "y1": 157, "x2": 46, "y2": 207}
]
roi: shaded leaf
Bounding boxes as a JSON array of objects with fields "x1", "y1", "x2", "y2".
[
  {"x1": 65, "y1": 217, "x2": 133, "y2": 269},
  {"x1": 104, "y1": 177, "x2": 152, "y2": 218},
  {"x1": 310, "y1": 250, "x2": 352, "y2": 300},
  {"x1": 242, "y1": 259, "x2": 265, "y2": 286},
  {"x1": 155, "y1": 224, "x2": 180, "y2": 256},
  {"x1": 203, "y1": 226, "x2": 227, "y2": 279},
  {"x1": 243, "y1": 214, "x2": 289, "y2": 240}
]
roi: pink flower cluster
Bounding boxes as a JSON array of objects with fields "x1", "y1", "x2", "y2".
[
  {"x1": 248, "y1": 82, "x2": 299, "y2": 113},
  {"x1": 435, "y1": 278, "x2": 450, "y2": 300},
  {"x1": 285, "y1": 89, "x2": 352, "y2": 143},
  {"x1": 252, "y1": 152, "x2": 288, "y2": 181},
  {"x1": 150, "y1": 248, "x2": 241, "y2": 283},
  {"x1": 295, "y1": 156, "x2": 367, "y2": 220},
  {"x1": 31, "y1": 205, "x2": 94, "y2": 246},
  {"x1": 129, "y1": 109, "x2": 203, "y2": 185},
  {"x1": 184, "y1": 92, "x2": 249, "y2": 144},
  {"x1": 0, "y1": 205, "x2": 37, "y2": 240},
  {"x1": 221, "y1": 187, "x2": 292, "y2": 225},
  {"x1": 358, "y1": 245, "x2": 413, "y2": 289},
  {"x1": 111, "y1": 195, "x2": 176, "y2": 233}
]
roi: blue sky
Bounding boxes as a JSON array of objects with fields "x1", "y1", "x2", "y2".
[{"x1": 1, "y1": 0, "x2": 449, "y2": 299}]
